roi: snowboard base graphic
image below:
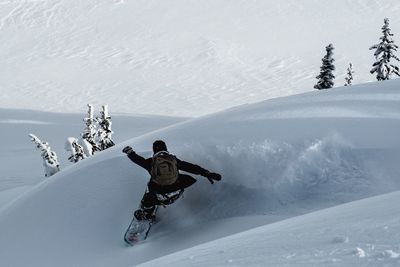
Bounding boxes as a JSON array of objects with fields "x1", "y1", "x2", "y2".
[{"x1": 124, "y1": 217, "x2": 153, "y2": 246}]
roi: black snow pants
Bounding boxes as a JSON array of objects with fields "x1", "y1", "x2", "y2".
[{"x1": 139, "y1": 174, "x2": 197, "y2": 214}]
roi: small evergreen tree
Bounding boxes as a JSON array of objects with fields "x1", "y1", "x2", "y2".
[
  {"x1": 79, "y1": 137, "x2": 93, "y2": 158},
  {"x1": 370, "y1": 18, "x2": 400, "y2": 81},
  {"x1": 65, "y1": 137, "x2": 86, "y2": 163},
  {"x1": 314, "y1": 44, "x2": 335, "y2": 90},
  {"x1": 81, "y1": 104, "x2": 100, "y2": 155},
  {"x1": 29, "y1": 134, "x2": 60, "y2": 177},
  {"x1": 344, "y1": 63, "x2": 354, "y2": 86},
  {"x1": 97, "y1": 105, "x2": 115, "y2": 150}
]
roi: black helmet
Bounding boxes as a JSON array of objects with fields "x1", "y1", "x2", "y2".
[{"x1": 153, "y1": 140, "x2": 167, "y2": 154}]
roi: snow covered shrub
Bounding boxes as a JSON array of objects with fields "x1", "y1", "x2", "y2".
[
  {"x1": 344, "y1": 63, "x2": 354, "y2": 86},
  {"x1": 29, "y1": 133, "x2": 60, "y2": 177},
  {"x1": 97, "y1": 105, "x2": 115, "y2": 150},
  {"x1": 65, "y1": 137, "x2": 86, "y2": 163},
  {"x1": 81, "y1": 104, "x2": 101, "y2": 155},
  {"x1": 314, "y1": 44, "x2": 335, "y2": 90},
  {"x1": 370, "y1": 18, "x2": 400, "y2": 81}
]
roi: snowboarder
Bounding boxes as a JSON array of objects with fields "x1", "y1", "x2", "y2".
[{"x1": 123, "y1": 140, "x2": 222, "y2": 221}]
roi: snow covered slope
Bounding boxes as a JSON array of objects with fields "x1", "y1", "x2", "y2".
[
  {"x1": 139, "y1": 190, "x2": 400, "y2": 266},
  {"x1": 1, "y1": 0, "x2": 399, "y2": 116},
  {"x1": 1, "y1": 80, "x2": 400, "y2": 266}
]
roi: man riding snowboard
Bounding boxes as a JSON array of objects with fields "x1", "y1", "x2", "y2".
[{"x1": 123, "y1": 140, "x2": 222, "y2": 221}]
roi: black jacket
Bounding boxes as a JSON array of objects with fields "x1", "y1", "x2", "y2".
[
  {"x1": 127, "y1": 151, "x2": 209, "y2": 176},
  {"x1": 127, "y1": 151, "x2": 209, "y2": 193}
]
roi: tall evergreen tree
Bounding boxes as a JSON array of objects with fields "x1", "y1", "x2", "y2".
[
  {"x1": 29, "y1": 133, "x2": 60, "y2": 177},
  {"x1": 65, "y1": 137, "x2": 86, "y2": 163},
  {"x1": 370, "y1": 18, "x2": 400, "y2": 81},
  {"x1": 314, "y1": 44, "x2": 335, "y2": 90},
  {"x1": 344, "y1": 63, "x2": 354, "y2": 86},
  {"x1": 97, "y1": 105, "x2": 115, "y2": 150},
  {"x1": 81, "y1": 104, "x2": 100, "y2": 155}
]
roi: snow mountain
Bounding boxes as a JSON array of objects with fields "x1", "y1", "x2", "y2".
[
  {"x1": 1, "y1": 79, "x2": 400, "y2": 266},
  {"x1": 1, "y1": 0, "x2": 400, "y2": 116},
  {"x1": 2, "y1": 0, "x2": 400, "y2": 265}
]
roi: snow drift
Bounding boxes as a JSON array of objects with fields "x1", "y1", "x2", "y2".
[{"x1": 1, "y1": 80, "x2": 400, "y2": 266}]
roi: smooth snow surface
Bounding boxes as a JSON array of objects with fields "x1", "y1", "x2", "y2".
[
  {"x1": 1, "y1": 80, "x2": 400, "y2": 266},
  {"x1": 0, "y1": 0, "x2": 400, "y2": 116}
]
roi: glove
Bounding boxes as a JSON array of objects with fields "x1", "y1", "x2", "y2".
[
  {"x1": 204, "y1": 171, "x2": 222, "y2": 184},
  {"x1": 122, "y1": 146, "x2": 134, "y2": 154}
]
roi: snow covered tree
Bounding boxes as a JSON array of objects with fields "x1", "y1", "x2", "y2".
[
  {"x1": 97, "y1": 105, "x2": 115, "y2": 150},
  {"x1": 79, "y1": 137, "x2": 93, "y2": 158},
  {"x1": 29, "y1": 134, "x2": 60, "y2": 177},
  {"x1": 344, "y1": 63, "x2": 354, "y2": 86},
  {"x1": 81, "y1": 104, "x2": 100, "y2": 155},
  {"x1": 65, "y1": 137, "x2": 86, "y2": 163},
  {"x1": 370, "y1": 18, "x2": 400, "y2": 81},
  {"x1": 314, "y1": 44, "x2": 335, "y2": 90}
]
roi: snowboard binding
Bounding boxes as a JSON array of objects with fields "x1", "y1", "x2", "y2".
[{"x1": 134, "y1": 209, "x2": 156, "y2": 221}]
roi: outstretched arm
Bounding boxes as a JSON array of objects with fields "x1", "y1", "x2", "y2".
[
  {"x1": 178, "y1": 159, "x2": 222, "y2": 184},
  {"x1": 123, "y1": 146, "x2": 151, "y2": 172},
  {"x1": 178, "y1": 159, "x2": 208, "y2": 175}
]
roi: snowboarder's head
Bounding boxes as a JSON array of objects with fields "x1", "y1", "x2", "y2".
[{"x1": 153, "y1": 140, "x2": 167, "y2": 154}]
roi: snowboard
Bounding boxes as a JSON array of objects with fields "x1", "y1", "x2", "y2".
[
  {"x1": 124, "y1": 207, "x2": 158, "y2": 246},
  {"x1": 123, "y1": 190, "x2": 182, "y2": 246},
  {"x1": 123, "y1": 217, "x2": 153, "y2": 246}
]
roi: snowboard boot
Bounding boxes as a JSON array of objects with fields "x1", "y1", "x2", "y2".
[{"x1": 134, "y1": 209, "x2": 156, "y2": 221}]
